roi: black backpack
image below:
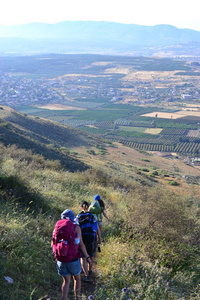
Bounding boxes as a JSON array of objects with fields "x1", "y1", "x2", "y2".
[{"x1": 77, "y1": 212, "x2": 95, "y2": 244}]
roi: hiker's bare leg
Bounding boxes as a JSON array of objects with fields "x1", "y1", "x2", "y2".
[
  {"x1": 88, "y1": 257, "x2": 94, "y2": 272},
  {"x1": 62, "y1": 275, "x2": 71, "y2": 300},
  {"x1": 73, "y1": 273, "x2": 81, "y2": 299},
  {"x1": 81, "y1": 257, "x2": 88, "y2": 276}
]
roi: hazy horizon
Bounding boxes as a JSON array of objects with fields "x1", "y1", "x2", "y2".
[
  {"x1": 1, "y1": 0, "x2": 200, "y2": 32},
  {"x1": 1, "y1": 20, "x2": 200, "y2": 33}
]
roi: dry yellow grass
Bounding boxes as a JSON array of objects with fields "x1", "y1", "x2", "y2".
[
  {"x1": 120, "y1": 97, "x2": 139, "y2": 103},
  {"x1": 123, "y1": 70, "x2": 174, "y2": 80},
  {"x1": 184, "y1": 103, "x2": 200, "y2": 108},
  {"x1": 177, "y1": 110, "x2": 200, "y2": 116},
  {"x1": 141, "y1": 110, "x2": 200, "y2": 119},
  {"x1": 141, "y1": 112, "x2": 183, "y2": 119},
  {"x1": 121, "y1": 70, "x2": 182, "y2": 88},
  {"x1": 144, "y1": 128, "x2": 163, "y2": 134},
  {"x1": 92, "y1": 61, "x2": 113, "y2": 66},
  {"x1": 75, "y1": 141, "x2": 200, "y2": 198},
  {"x1": 104, "y1": 67, "x2": 130, "y2": 74},
  {"x1": 74, "y1": 141, "x2": 200, "y2": 182},
  {"x1": 104, "y1": 143, "x2": 200, "y2": 197},
  {"x1": 0, "y1": 105, "x2": 15, "y2": 118}
]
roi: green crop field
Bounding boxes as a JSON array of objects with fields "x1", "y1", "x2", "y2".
[{"x1": 118, "y1": 126, "x2": 145, "y2": 132}]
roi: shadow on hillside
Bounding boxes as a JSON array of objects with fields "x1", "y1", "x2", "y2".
[
  {"x1": 0, "y1": 123, "x2": 89, "y2": 172},
  {"x1": 5, "y1": 112, "x2": 91, "y2": 148},
  {"x1": 0, "y1": 174, "x2": 56, "y2": 215}
]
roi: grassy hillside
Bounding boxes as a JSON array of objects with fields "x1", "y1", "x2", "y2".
[
  {"x1": 0, "y1": 105, "x2": 101, "y2": 172},
  {"x1": 0, "y1": 107, "x2": 200, "y2": 299}
]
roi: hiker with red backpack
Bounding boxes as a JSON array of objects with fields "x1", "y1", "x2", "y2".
[
  {"x1": 76, "y1": 201, "x2": 101, "y2": 282},
  {"x1": 52, "y1": 209, "x2": 91, "y2": 300}
]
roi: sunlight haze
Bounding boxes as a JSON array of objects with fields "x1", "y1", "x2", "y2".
[{"x1": 1, "y1": 0, "x2": 200, "y2": 31}]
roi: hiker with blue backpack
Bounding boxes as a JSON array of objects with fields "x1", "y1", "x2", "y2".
[
  {"x1": 52, "y1": 209, "x2": 91, "y2": 300},
  {"x1": 76, "y1": 201, "x2": 101, "y2": 282}
]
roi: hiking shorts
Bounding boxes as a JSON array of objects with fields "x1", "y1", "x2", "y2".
[
  {"x1": 86, "y1": 243, "x2": 95, "y2": 257},
  {"x1": 57, "y1": 259, "x2": 81, "y2": 277},
  {"x1": 84, "y1": 238, "x2": 97, "y2": 257},
  {"x1": 98, "y1": 220, "x2": 103, "y2": 228}
]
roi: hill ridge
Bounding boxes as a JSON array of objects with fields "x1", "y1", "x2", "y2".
[{"x1": 0, "y1": 21, "x2": 200, "y2": 56}]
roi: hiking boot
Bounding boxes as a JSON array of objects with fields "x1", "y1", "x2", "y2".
[{"x1": 84, "y1": 276, "x2": 89, "y2": 282}]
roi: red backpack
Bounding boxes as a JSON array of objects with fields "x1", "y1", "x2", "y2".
[{"x1": 52, "y1": 219, "x2": 80, "y2": 262}]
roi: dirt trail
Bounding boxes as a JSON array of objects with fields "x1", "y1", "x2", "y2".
[{"x1": 81, "y1": 260, "x2": 98, "y2": 298}]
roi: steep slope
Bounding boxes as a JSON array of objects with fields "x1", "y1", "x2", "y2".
[{"x1": 0, "y1": 106, "x2": 99, "y2": 172}]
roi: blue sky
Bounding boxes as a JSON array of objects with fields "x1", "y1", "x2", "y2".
[{"x1": 1, "y1": 0, "x2": 200, "y2": 31}]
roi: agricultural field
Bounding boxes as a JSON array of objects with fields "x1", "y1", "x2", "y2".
[
  {"x1": 142, "y1": 110, "x2": 200, "y2": 119},
  {"x1": 1, "y1": 54, "x2": 200, "y2": 157}
]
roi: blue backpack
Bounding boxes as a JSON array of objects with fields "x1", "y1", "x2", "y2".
[{"x1": 77, "y1": 212, "x2": 95, "y2": 245}]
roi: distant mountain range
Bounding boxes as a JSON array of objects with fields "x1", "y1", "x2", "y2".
[{"x1": 0, "y1": 21, "x2": 200, "y2": 56}]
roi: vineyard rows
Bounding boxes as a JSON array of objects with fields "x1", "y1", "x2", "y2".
[
  {"x1": 50, "y1": 112, "x2": 200, "y2": 155},
  {"x1": 114, "y1": 119, "x2": 155, "y2": 127},
  {"x1": 186, "y1": 129, "x2": 200, "y2": 137},
  {"x1": 127, "y1": 141, "x2": 200, "y2": 154},
  {"x1": 174, "y1": 142, "x2": 200, "y2": 154},
  {"x1": 126, "y1": 142, "x2": 174, "y2": 152},
  {"x1": 161, "y1": 128, "x2": 186, "y2": 135},
  {"x1": 108, "y1": 138, "x2": 200, "y2": 155},
  {"x1": 94, "y1": 121, "x2": 115, "y2": 129},
  {"x1": 58, "y1": 119, "x2": 96, "y2": 127}
]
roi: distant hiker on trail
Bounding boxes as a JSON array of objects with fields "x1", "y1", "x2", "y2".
[
  {"x1": 51, "y1": 209, "x2": 91, "y2": 300},
  {"x1": 76, "y1": 201, "x2": 101, "y2": 282},
  {"x1": 89, "y1": 194, "x2": 110, "y2": 232}
]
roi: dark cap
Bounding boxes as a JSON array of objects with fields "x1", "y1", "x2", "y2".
[
  {"x1": 94, "y1": 195, "x2": 101, "y2": 201},
  {"x1": 81, "y1": 201, "x2": 89, "y2": 208}
]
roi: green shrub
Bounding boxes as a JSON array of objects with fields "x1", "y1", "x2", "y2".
[
  {"x1": 87, "y1": 149, "x2": 96, "y2": 155},
  {"x1": 151, "y1": 170, "x2": 159, "y2": 176},
  {"x1": 59, "y1": 146, "x2": 70, "y2": 153},
  {"x1": 150, "y1": 165, "x2": 158, "y2": 170},
  {"x1": 168, "y1": 181, "x2": 179, "y2": 186},
  {"x1": 138, "y1": 167, "x2": 149, "y2": 172}
]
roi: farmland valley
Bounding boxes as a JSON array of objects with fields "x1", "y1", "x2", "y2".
[{"x1": 1, "y1": 54, "x2": 200, "y2": 162}]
